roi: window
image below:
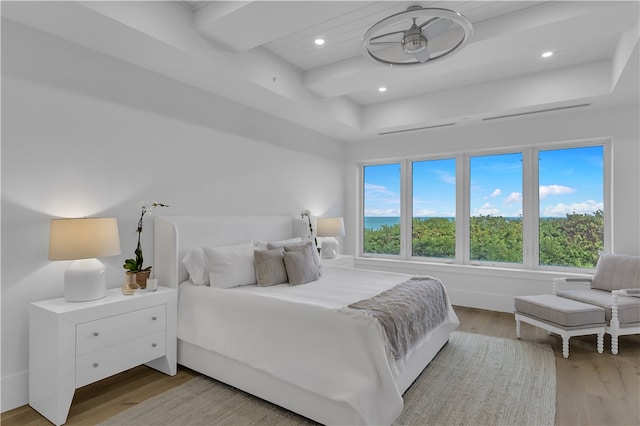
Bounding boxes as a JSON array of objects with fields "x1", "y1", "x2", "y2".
[
  {"x1": 412, "y1": 158, "x2": 456, "y2": 259},
  {"x1": 363, "y1": 163, "x2": 401, "y2": 255},
  {"x1": 359, "y1": 141, "x2": 608, "y2": 271},
  {"x1": 469, "y1": 153, "x2": 523, "y2": 264},
  {"x1": 538, "y1": 146, "x2": 604, "y2": 268}
]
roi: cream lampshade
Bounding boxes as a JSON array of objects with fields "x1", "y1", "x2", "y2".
[
  {"x1": 317, "y1": 217, "x2": 345, "y2": 259},
  {"x1": 49, "y1": 218, "x2": 121, "y2": 302}
]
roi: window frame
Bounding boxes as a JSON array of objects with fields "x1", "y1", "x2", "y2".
[
  {"x1": 359, "y1": 160, "x2": 404, "y2": 260},
  {"x1": 358, "y1": 138, "x2": 611, "y2": 273},
  {"x1": 408, "y1": 156, "x2": 458, "y2": 263},
  {"x1": 466, "y1": 150, "x2": 524, "y2": 268}
]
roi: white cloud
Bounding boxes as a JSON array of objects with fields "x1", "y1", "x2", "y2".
[
  {"x1": 473, "y1": 202, "x2": 501, "y2": 216},
  {"x1": 435, "y1": 170, "x2": 456, "y2": 185},
  {"x1": 504, "y1": 192, "x2": 522, "y2": 204},
  {"x1": 490, "y1": 188, "x2": 502, "y2": 198},
  {"x1": 364, "y1": 183, "x2": 396, "y2": 197},
  {"x1": 542, "y1": 200, "x2": 603, "y2": 217},
  {"x1": 413, "y1": 209, "x2": 437, "y2": 217},
  {"x1": 539, "y1": 185, "x2": 575, "y2": 199}
]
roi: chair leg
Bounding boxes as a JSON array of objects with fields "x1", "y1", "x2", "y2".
[
  {"x1": 516, "y1": 319, "x2": 521, "y2": 338},
  {"x1": 611, "y1": 333, "x2": 619, "y2": 355},
  {"x1": 562, "y1": 335, "x2": 570, "y2": 358},
  {"x1": 597, "y1": 332, "x2": 604, "y2": 354}
]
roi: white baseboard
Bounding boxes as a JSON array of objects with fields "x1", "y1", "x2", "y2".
[
  {"x1": 1, "y1": 370, "x2": 28, "y2": 413},
  {"x1": 447, "y1": 288, "x2": 515, "y2": 313}
]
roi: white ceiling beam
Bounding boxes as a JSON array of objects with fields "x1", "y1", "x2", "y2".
[
  {"x1": 362, "y1": 61, "x2": 612, "y2": 133},
  {"x1": 194, "y1": 1, "x2": 366, "y2": 52}
]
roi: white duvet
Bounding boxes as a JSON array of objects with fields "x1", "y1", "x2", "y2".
[{"x1": 178, "y1": 266, "x2": 459, "y2": 425}]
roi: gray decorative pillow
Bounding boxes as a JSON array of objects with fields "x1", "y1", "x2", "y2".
[
  {"x1": 254, "y1": 247, "x2": 288, "y2": 287},
  {"x1": 591, "y1": 253, "x2": 640, "y2": 291},
  {"x1": 283, "y1": 249, "x2": 319, "y2": 285},
  {"x1": 274, "y1": 241, "x2": 322, "y2": 276}
]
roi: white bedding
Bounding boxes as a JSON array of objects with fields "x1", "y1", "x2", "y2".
[{"x1": 178, "y1": 265, "x2": 459, "y2": 425}]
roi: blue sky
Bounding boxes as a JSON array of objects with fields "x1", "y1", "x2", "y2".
[{"x1": 364, "y1": 146, "x2": 603, "y2": 218}]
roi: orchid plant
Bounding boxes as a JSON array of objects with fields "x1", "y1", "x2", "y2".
[
  {"x1": 301, "y1": 209, "x2": 318, "y2": 247},
  {"x1": 123, "y1": 201, "x2": 169, "y2": 273}
]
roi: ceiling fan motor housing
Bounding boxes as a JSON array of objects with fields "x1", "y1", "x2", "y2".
[{"x1": 402, "y1": 24, "x2": 427, "y2": 54}]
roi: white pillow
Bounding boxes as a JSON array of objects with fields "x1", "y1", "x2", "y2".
[
  {"x1": 182, "y1": 248, "x2": 209, "y2": 285},
  {"x1": 202, "y1": 243, "x2": 256, "y2": 289},
  {"x1": 305, "y1": 238, "x2": 323, "y2": 275},
  {"x1": 254, "y1": 237, "x2": 302, "y2": 250}
]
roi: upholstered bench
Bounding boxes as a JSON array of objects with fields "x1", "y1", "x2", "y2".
[{"x1": 515, "y1": 294, "x2": 606, "y2": 358}]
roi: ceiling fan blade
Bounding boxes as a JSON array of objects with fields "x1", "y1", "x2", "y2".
[
  {"x1": 370, "y1": 30, "x2": 405, "y2": 43},
  {"x1": 372, "y1": 45, "x2": 416, "y2": 63},
  {"x1": 414, "y1": 48, "x2": 430, "y2": 63},
  {"x1": 369, "y1": 41, "x2": 401, "y2": 46},
  {"x1": 423, "y1": 18, "x2": 453, "y2": 40},
  {"x1": 418, "y1": 17, "x2": 440, "y2": 29}
]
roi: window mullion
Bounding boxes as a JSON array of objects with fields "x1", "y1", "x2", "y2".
[
  {"x1": 402, "y1": 159, "x2": 412, "y2": 260},
  {"x1": 457, "y1": 154, "x2": 469, "y2": 265},
  {"x1": 522, "y1": 148, "x2": 538, "y2": 269}
]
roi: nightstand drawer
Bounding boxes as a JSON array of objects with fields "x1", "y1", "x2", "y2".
[
  {"x1": 75, "y1": 330, "x2": 166, "y2": 387},
  {"x1": 76, "y1": 305, "x2": 166, "y2": 355}
]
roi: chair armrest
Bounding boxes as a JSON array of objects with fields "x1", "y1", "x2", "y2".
[
  {"x1": 612, "y1": 288, "x2": 640, "y2": 297},
  {"x1": 552, "y1": 276, "x2": 592, "y2": 295}
]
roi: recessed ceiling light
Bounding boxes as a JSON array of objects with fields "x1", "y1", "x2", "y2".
[
  {"x1": 378, "y1": 87, "x2": 387, "y2": 92},
  {"x1": 314, "y1": 38, "x2": 325, "y2": 46},
  {"x1": 541, "y1": 51, "x2": 554, "y2": 58}
]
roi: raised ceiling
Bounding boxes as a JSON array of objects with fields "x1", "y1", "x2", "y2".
[{"x1": 3, "y1": 1, "x2": 639, "y2": 141}]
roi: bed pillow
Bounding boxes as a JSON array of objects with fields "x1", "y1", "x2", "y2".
[
  {"x1": 272, "y1": 240, "x2": 322, "y2": 276},
  {"x1": 182, "y1": 248, "x2": 209, "y2": 285},
  {"x1": 203, "y1": 243, "x2": 256, "y2": 289},
  {"x1": 255, "y1": 237, "x2": 302, "y2": 250},
  {"x1": 254, "y1": 247, "x2": 288, "y2": 286},
  {"x1": 284, "y1": 249, "x2": 320, "y2": 285}
]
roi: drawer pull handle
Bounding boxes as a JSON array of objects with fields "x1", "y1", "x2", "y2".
[
  {"x1": 93, "y1": 363, "x2": 99, "y2": 368},
  {"x1": 152, "y1": 343, "x2": 157, "y2": 348},
  {"x1": 152, "y1": 316, "x2": 158, "y2": 321},
  {"x1": 93, "y1": 332, "x2": 99, "y2": 337}
]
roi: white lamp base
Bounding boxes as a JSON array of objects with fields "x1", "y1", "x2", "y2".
[
  {"x1": 64, "y1": 258, "x2": 107, "y2": 302},
  {"x1": 321, "y1": 237, "x2": 339, "y2": 259}
]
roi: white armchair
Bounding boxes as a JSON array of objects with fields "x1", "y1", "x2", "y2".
[{"x1": 553, "y1": 253, "x2": 640, "y2": 354}]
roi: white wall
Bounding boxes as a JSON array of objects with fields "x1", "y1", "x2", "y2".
[
  {"x1": 345, "y1": 104, "x2": 640, "y2": 312},
  {"x1": 1, "y1": 20, "x2": 346, "y2": 411}
]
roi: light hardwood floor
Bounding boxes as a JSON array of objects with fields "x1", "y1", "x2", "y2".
[{"x1": 3, "y1": 306, "x2": 639, "y2": 425}]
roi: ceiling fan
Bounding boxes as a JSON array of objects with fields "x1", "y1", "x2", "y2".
[{"x1": 362, "y1": 6, "x2": 473, "y2": 67}]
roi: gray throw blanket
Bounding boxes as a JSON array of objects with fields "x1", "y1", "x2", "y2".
[{"x1": 342, "y1": 276, "x2": 449, "y2": 359}]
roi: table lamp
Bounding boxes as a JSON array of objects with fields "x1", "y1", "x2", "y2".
[
  {"x1": 317, "y1": 217, "x2": 345, "y2": 259},
  {"x1": 49, "y1": 218, "x2": 121, "y2": 302}
]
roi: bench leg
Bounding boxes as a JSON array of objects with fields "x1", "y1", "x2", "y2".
[
  {"x1": 611, "y1": 333, "x2": 619, "y2": 355},
  {"x1": 516, "y1": 319, "x2": 521, "y2": 338},
  {"x1": 562, "y1": 336, "x2": 570, "y2": 358},
  {"x1": 597, "y1": 332, "x2": 604, "y2": 354}
]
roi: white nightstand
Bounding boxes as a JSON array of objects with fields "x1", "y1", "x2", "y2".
[
  {"x1": 29, "y1": 286, "x2": 177, "y2": 426},
  {"x1": 322, "y1": 255, "x2": 354, "y2": 267}
]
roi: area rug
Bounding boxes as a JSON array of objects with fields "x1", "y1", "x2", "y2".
[{"x1": 100, "y1": 332, "x2": 556, "y2": 426}]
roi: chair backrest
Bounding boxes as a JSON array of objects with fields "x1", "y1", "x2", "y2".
[{"x1": 591, "y1": 253, "x2": 640, "y2": 291}]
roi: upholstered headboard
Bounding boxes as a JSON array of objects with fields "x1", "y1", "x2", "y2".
[{"x1": 154, "y1": 216, "x2": 308, "y2": 288}]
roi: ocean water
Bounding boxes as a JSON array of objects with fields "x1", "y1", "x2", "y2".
[
  {"x1": 364, "y1": 216, "x2": 459, "y2": 230},
  {"x1": 364, "y1": 217, "x2": 400, "y2": 230}
]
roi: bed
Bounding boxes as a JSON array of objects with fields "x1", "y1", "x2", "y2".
[{"x1": 154, "y1": 215, "x2": 459, "y2": 425}]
